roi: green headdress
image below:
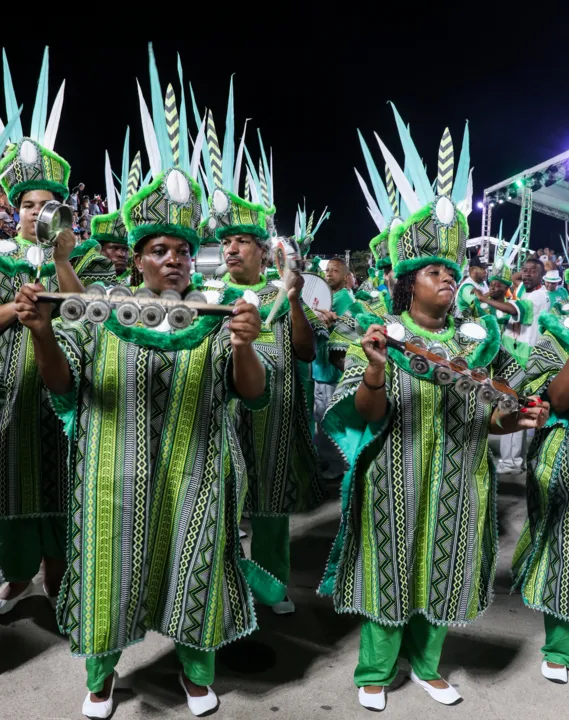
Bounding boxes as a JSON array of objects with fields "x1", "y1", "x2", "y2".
[
  {"x1": 194, "y1": 78, "x2": 274, "y2": 244},
  {"x1": 0, "y1": 48, "x2": 69, "y2": 207},
  {"x1": 294, "y1": 201, "x2": 330, "y2": 256},
  {"x1": 376, "y1": 104, "x2": 473, "y2": 279},
  {"x1": 355, "y1": 127, "x2": 416, "y2": 270},
  {"x1": 123, "y1": 43, "x2": 205, "y2": 253},
  {"x1": 91, "y1": 128, "x2": 144, "y2": 246},
  {"x1": 488, "y1": 221, "x2": 522, "y2": 287}
]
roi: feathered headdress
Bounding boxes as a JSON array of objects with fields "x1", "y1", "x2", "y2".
[
  {"x1": 195, "y1": 78, "x2": 274, "y2": 244},
  {"x1": 91, "y1": 128, "x2": 143, "y2": 246},
  {"x1": 0, "y1": 47, "x2": 69, "y2": 207},
  {"x1": 375, "y1": 103, "x2": 473, "y2": 278},
  {"x1": 488, "y1": 222, "x2": 522, "y2": 287},
  {"x1": 122, "y1": 43, "x2": 205, "y2": 253},
  {"x1": 294, "y1": 201, "x2": 330, "y2": 256}
]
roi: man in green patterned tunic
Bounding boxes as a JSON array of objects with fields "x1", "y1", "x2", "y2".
[
  {"x1": 0, "y1": 50, "x2": 115, "y2": 613},
  {"x1": 14, "y1": 164, "x2": 271, "y2": 718},
  {"x1": 200, "y1": 114, "x2": 327, "y2": 614},
  {"x1": 319, "y1": 109, "x2": 548, "y2": 711}
]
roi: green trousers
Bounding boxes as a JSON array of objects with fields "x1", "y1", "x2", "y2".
[
  {"x1": 86, "y1": 643, "x2": 215, "y2": 692},
  {"x1": 250, "y1": 514, "x2": 290, "y2": 586},
  {"x1": 0, "y1": 517, "x2": 66, "y2": 582},
  {"x1": 543, "y1": 613, "x2": 569, "y2": 667},
  {"x1": 355, "y1": 615, "x2": 448, "y2": 687}
]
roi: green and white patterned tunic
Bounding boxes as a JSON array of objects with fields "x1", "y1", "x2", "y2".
[
  {"x1": 0, "y1": 237, "x2": 115, "y2": 520},
  {"x1": 51, "y1": 289, "x2": 273, "y2": 656},
  {"x1": 222, "y1": 277, "x2": 328, "y2": 516},
  {"x1": 512, "y1": 312, "x2": 569, "y2": 621},
  {"x1": 319, "y1": 311, "x2": 514, "y2": 626}
]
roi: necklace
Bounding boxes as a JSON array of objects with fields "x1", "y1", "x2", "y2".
[{"x1": 401, "y1": 311, "x2": 455, "y2": 342}]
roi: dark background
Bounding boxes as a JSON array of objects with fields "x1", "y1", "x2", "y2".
[{"x1": 5, "y1": 10, "x2": 569, "y2": 256}]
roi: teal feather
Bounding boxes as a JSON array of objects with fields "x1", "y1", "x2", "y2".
[
  {"x1": 120, "y1": 127, "x2": 130, "y2": 207},
  {"x1": 143, "y1": 168, "x2": 152, "y2": 186},
  {"x1": 499, "y1": 220, "x2": 503, "y2": 242},
  {"x1": 452, "y1": 121, "x2": 470, "y2": 203},
  {"x1": 0, "y1": 105, "x2": 23, "y2": 156},
  {"x1": 112, "y1": 170, "x2": 121, "y2": 185},
  {"x1": 504, "y1": 224, "x2": 521, "y2": 262},
  {"x1": 147, "y1": 43, "x2": 173, "y2": 168},
  {"x1": 257, "y1": 129, "x2": 272, "y2": 205},
  {"x1": 312, "y1": 208, "x2": 330, "y2": 235},
  {"x1": 389, "y1": 103, "x2": 434, "y2": 205},
  {"x1": 243, "y1": 145, "x2": 263, "y2": 202},
  {"x1": 357, "y1": 130, "x2": 392, "y2": 220},
  {"x1": 2, "y1": 49, "x2": 22, "y2": 142},
  {"x1": 31, "y1": 47, "x2": 49, "y2": 144},
  {"x1": 189, "y1": 83, "x2": 214, "y2": 190},
  {"x1": 176, "y1": 54, "x2": 190, "y2": 174},
  {"x1": 222, "y1": 75, "x2": 235, "y2": 189}
]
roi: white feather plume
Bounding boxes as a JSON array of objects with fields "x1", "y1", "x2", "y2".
[
  {"x1": 137, "y1": 80, "x2": 161, "y2": 178},
  {"x1": 374, "y1": 133, "x2": 421, "y2": 214},
  {"x1": 43, "y1": 80, "x2": 65, "y2": 151}
]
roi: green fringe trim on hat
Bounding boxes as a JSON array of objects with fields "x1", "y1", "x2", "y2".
[
  {"x1": 128, "y1": 223, "x2": 200, "y2": 254},
  {"x1": 388, "y1": 203, "x2": 468, "y2": 278},
  {"x1": 91, "y1": 233, "x2": 128, "y2": 246},
  {"x1": 376, "y1": 257, "x2": 393, "y2": 270},
  {"x1": 369, "y1": 229, "x2": 389, "y2": 262},
  {"x1": 220, "y1": 188, "x2": 267, "y2": 216},
  {"x1": 215, "y1": 224, "x2": 270, "y2": 242},
  {"x1": 488, "y1": 274, "x2": 512, "y2": 287},
  {"x1": 8, "y1": 178, "x2": 70, "y2": 208},
  {"x1": 192, "y1": 272, "x2": 204, "y2": 287},
  {"x1": 393, "y1": 255, "x2": 463, "y2": 281}
]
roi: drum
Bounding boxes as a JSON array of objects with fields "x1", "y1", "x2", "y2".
[
  {"x1": 36, "y1": 201, "x2": 73, "y2": 246},
  {"x1": 301, "y1": 272, "x2": 332, "y2": 312}
]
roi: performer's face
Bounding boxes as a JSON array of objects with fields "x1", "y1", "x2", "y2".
[
  {"x1": 18, "y1": 190, "x2": 55, "y2": 243},
  {"x1": 134, "y1": 235, "x2": 191, "y2": 293},
  {"x1": 413, "y1": 264, "x2": 457, "y2": 312},
  {"x1": 545, "y1": 281, "x2": 561, "y2": 292},
  {"x1": 489, "y1": 279, "x2": 507, "y2": 301},
  {"x1": 325, "y1": 260, "x2": 348, "y2": 292},
  {"x1": 222, "y1": 233, "x2": 264, "y2": 284},
  {"x1": 101, "y1": 242, "x2": 129, "y2": 275},
  {"x1": 522, "y1": 260, "x2": 544, "y2": 292}
]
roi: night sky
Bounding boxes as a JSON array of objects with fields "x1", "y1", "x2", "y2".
[{"x1": 4, "y1": 13, "x2": 569, "y2": 257}]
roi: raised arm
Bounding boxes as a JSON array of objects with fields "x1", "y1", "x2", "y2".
[
  {"x1": 287, "y1": 272, "x2": 316, "y2": 362},
  {"x1": 355, "y1": 324, "x2": 388, "y2": 423}
]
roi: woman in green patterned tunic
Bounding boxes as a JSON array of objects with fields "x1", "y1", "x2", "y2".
[
  {"x1": 319, "y1": 111, "x2": 548, "y2": 710},
  {"x1": 14, "y1": 166, "x2": 271, "y2": 718},
  {"x1": 0, "y1": 53, "x2": 115, "y2": 612},
  {"x1": 511, "y1": 305, "x2": 569, "y2": 683}
]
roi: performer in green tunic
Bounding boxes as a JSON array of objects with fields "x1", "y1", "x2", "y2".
[
  {"x1": 318, "y1": 108, "x2": 548, "y2": 710},
  {"x1": 510, "y1": 305, "x2": 569, "y2": 683},
  {"x1": 198, "y1": 98, "x2": 327, "y2": 614},
  {"x1": 14, "y1": 59, "x2": 275, "y2": 715},
  {"x1": 90, "y1": 135, "x2": 144, "y2": 286},
  {"x1": 0, "y1": 48, "x2": 115, "y2": 613},
  {"x1": 544, "y1": 269, "x2": 569, "y2": 305}
]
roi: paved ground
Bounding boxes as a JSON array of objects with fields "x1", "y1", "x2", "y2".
[{"x1": 1, "y1": 470, "x2": 567, "y2": 720}]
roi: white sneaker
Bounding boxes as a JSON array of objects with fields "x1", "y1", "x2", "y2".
[
  {"x1": 82, "y1": 672, "x2": 117, "y2": 719},
  {"x1": 178, "y1": 673, "x2": 218, "y2": 716},
  {"x1": 358, "y1": 686, "x2": 386, "y2": 711},
  {"x1": 496, "y1": 462, "x2": 516, "y2": 475},
  {"x1": 0, "y1": 582, "x2": 34, "y2": 615},
  {"x1": 272, "y1": 595, "x2": 295, "y2": 615},
  {"x1": 541, "y1": 660, "x2": 568, "y2": 684},
  {"x1": 410, "y1": 670, "x2": 462, "y2": 705}
]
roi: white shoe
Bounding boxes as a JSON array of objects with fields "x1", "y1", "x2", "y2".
[
  {"x1": 541, "y1": 660, "x2": 568, "y2": 683},
  {"x1": 496, "y1": 462, "x2": 515, "y2": 475},
  {"x1": 239, "y1": 528, "x2": 247, "y2": 539},
  {"x1": 410, "y1": 670, "x2": 462, "y2": 705},
  {"x1": 358, "y1": 686, "x2": 386, "y2": 711},
  {"x1": 82, "y1": 672, "x2": 116, "y2": 719},
  {"x1": 178, "y1": 673, "x2": 218, "y2": 716},
  {"x1": 272, "y1": 595, "x2": 295, "y2": 615},
  {"x1": 43, "y1": 583, "x2": 58, "y2": 610},
  {"x1": 0, "y1": 582, "x2": 34, "y2": 615}
]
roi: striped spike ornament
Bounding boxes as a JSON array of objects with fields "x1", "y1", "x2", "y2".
[
  {"x1": 385, "y1": 165, "x2": 398, "y2": 213},
  {"x1": 437, "y1": 128, "x2": 454, "y2": 197},
  {"x1": 206, "y1": 111, "x2": 223, "y2": 188},
  {"x1": 165, "y1": 84, "x2": 180, "y2": 166},
  {"x1": 306, "y1": 211, "x2": 315, "y2": 236},
  {"x1": 258, "y1": 159, "x2": 270, "y2": 206},
  {"x1": 127, "y1": 151, "x2": 142, "y2": 200}
]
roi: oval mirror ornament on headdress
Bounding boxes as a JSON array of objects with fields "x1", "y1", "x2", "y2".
[
  {"x1": 435, "y1": 196, "x2": 455, "y2": 225},
  {"x1": 458, "y1": 321, "x2": 487, "y2": 342},
  {"x1": 212, "y1": 188, "x2": 229, "y2": 215},
  {"x1": 166, "y1": 169, "x2": 191, "y2": 204},
  {"x1": 20, "y1": 139, "x2": 38, "y2": 165}
]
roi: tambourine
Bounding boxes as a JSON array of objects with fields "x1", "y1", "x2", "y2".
[
  {"x1": 301, "y1": 272, "x2": 332, "y2": 312},
  {"x1": 36, "y1": 201, "x2": 73, "y2": 246},
  {"x1": 273, "y1": 236, "x2": 302, "y2": 277},
  {"x1": 193, "y1": 243, "x2": 224, "y2": 277}
]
